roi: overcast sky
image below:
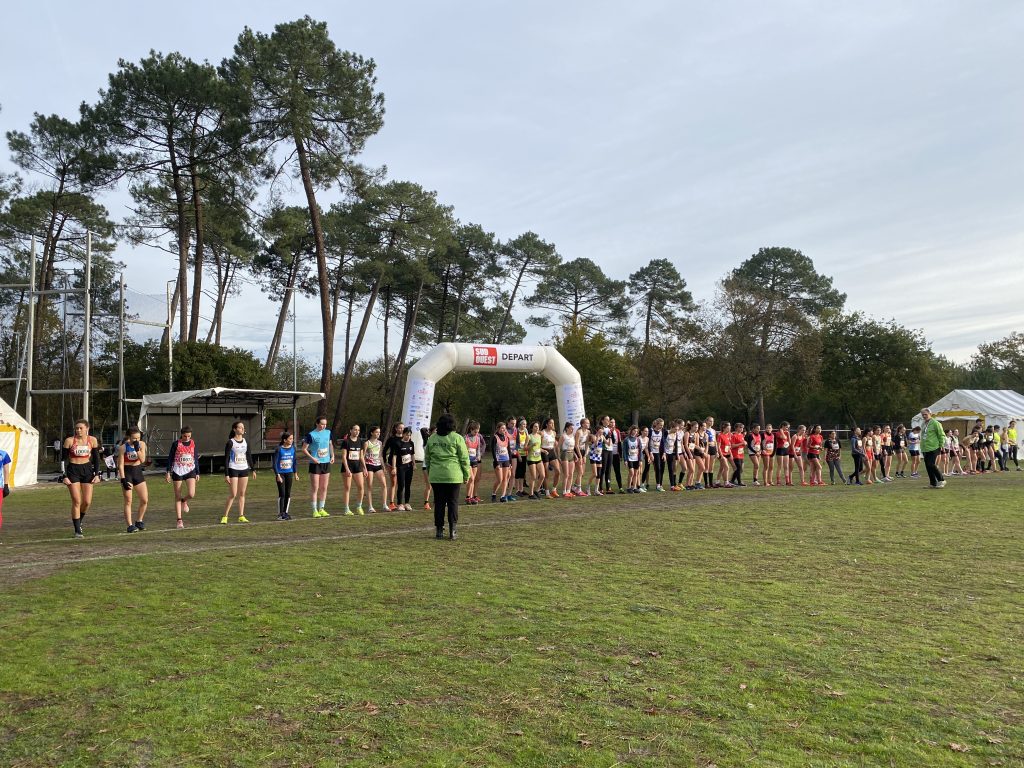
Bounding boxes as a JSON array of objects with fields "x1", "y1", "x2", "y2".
[{"x1": 2, "y1": 1, "x2": 1022, "y2": 364}]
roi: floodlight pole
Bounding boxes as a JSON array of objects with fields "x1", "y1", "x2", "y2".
[
  {"x1": 118, "y1": 273, "x2": 125, "y2": 436},
  {"x1": 82, "y1": 232, "x2": 92, "y2": 423},
  {"x1": 291, "y1": 286, "x2": 298, "y2": 433},
  {"x1": 26, "y1": 236, "x2": 36, "y2": 425},
  {"x1": 166, "y1": 280, "x2": 174, "y2": 392}
]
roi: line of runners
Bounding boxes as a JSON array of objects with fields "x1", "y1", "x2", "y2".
[{"x1": 21, "y1": 414, "x2": 1023, "y2": 539}]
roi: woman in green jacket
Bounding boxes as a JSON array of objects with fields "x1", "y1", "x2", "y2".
[{"x1": 423, "y1": 413, "x2": 471, "y2": 540}]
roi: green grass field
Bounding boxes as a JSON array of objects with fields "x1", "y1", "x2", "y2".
[{"x1": 1, "y1": 471, "x2": 1022, "y2": 767}]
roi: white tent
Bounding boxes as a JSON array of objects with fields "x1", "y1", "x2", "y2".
[
  {"x1": 911, "y1": 389, "x2": 1024, "y2": 435},
  {"x1": 0, "y1": 396, "x2": 39, "y2": 487}
]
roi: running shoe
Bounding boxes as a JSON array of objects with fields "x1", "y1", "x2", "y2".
[
  {"x1": 127, "y1": 524, "x2": 138, "y2": 533},
  {"x1": 136, "y1": 520, "x2": 146, "y2": 531},
  {"x1": 424, "y1": 502, "x2": 431, "y2": 510},
  {"x1": 491, "y1": 494, "x2": 498, "y2": 503},
  {"x1": 656, "y1": 485, "x2": 665, "y2": 492},
  {"x1": 176, "y1": 519, "x2": 184, "y2": 529},
  {"x1": 529, "y1": 493, "x2": 539, "y2": 500},
  {"x1": 368, "y1": 507, "x2": 377, "y2": 514},
  {"x1": 724, "y1": 482, "x2": 734, "y2": 488},
  {"x1": 594, "y1": 490, "x2": 604, "y2": 496},
  {"x1": 356, "y1": 506, "x2": 365, "y2": 516},
  {"x1": 283, "y1": 512, "x2": 292, "y2": 520},
  {"x1": 321, "y1": 509, "x2": 331, "y2": 517},
  {"x1": 74, "y1": 531, "x2": 84, "y2": 539},
  {"x1": 220, "y1": 516, "x2": 228, "y2": 524},
  {"x1": 639, "y1": 486, "x2": 648, "y2": 493},
  {"x1": 183, "y1": 502, "x2": 190, "y2": 514},
  {"x1": 801, "y1": 482, "x2": 809, "y2": 486},
  {"x1": 238, "y1": 516, "x2": 250, "y2": 523},
  {"x1": 389, "y1": 503, "x2": 398, "y2": 511},
  {"x1": 344, "y1": 508, "x2": 354, "y2": 516},
  {"x1": 550, "y1": 489, "x2": 560, "y2": 498},
  {"x1": 752, "y1": 480, "x2": 760, "y2": 486},
  {"x1": 563, "y1": 491, "x2": 575, "y2": 498},
  {"x1": 312, "y1": 510, "x2": 323, "y2": 518}
]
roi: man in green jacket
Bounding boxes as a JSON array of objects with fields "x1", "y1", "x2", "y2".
[
  {"x1": 423, "y1": 413, "x2": 471, "y2": 540},
  {"x1": 919, "y1": 408, "x2": 946, "y2": 489}
]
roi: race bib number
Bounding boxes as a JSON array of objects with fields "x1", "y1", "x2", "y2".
[
  {"x1": 125, "y1": 450, "x2": 138, "y2": 462},
  {"x1": 180, "y1": 454, "x2": 194, "y2": 466},
  {"x1": 317, "y1": 448, "x2": 329, "y2": 459},
  {"x1": 496, "y1": 445, "x2": 509, "y2": 460},
  {"x1": 782, "y1": 441, "x2": 790, "y2": 448},
  {"x1": 402, "y1": 453, "x2": 412, "y2": 464},
  {"x1": 468, "y1": 447, "x2": 478, "y2": 459},
  {"x1": 279, "y1": 459, "x2": 293, "y2": 470},
  {"x1": 628, "y1": 448, "x2": 639, "y2": 462},
  {"x1": 347, "y1": 449, "x2": 360, "y2": 461}
]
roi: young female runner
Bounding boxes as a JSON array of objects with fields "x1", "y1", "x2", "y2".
[
  {"x1": 690, "y1": 421, "x2": 706, "y2": 490},
  {"x1": 792, "y1": 425, "x2": 807, "y2": 486},
  {"x1": 118, "y1": 426, "x2": 149, "y2": 532},
  {"x1": 541, "y1": 418, "x2": 559, "y2": 496},
  {"x1": 730, "y1": 423, "x2": 746, "y2": 486},
  {"x1": 716, "y1": 422, "x2": 733, "y2": 488},
  {"x1": 420, "y1": 426, "x2": 435, "y2": 508},
  {"x1": 574, "y1": 418, "x2": 591, "y2": 496},
  {"x1": 747, "y1": 424, "x2": 762, "y2": 486},
  {"x1": 893, "y1": 424, "x2": 908, "y2": 477},
  {"x1": 273, "y1": 431, "x2": 296, "y2": 520},
  {"x1": 464, "y1": 421, "x2": 484, "y2": 505},
  {"x1": 559, "y1": 421, "x2": 578, "y2": 497},
  {"x1": 302, "y1": 417, "x2": 334, "y2": 517},
  {"x1": 639, "y1": 425, "x2": 651, "y2": 492},
  {"x1": 392, "y1": 427, "x2": 415, "y2": 511},
  {"x1": 807, "y1": 425, "x2": 824, "y2": 485},
  {"x1": 881, "y1": 425, "x2": 894, "y2": 482},
  {"x1": 649, "y1": 418, "x2": 666, "y2": 492},
  {"x1": 166, "y1": 425, "x2": 200, "y2": 529},
  {"x1": 703, "y1": 417, "x2": 717, "y2": 489},
  {"x1": 588, "y1": 431, "x2": 604, "y2": 495},
  {"x1": 63, "y1": 419, "x2": 100, "y2": 538},
  {"x1": 848, "y1": 427, "x2": 865, "y2": 485},
  {"x1": 907, "y1": 425, "x2": 922, "y2": 477},
  {"x1": 491, "y1": 421, "x2": 513, "y2": 502},
  {"x1": 0, "y1": 447, "x2": 10, "y2": 539},
  {"x1": 526, "y1": 421, "x2": 545, "y2": 499},
  {"x1": 623, "y1": 425, "x2": 642, "y2": 492},
  {"x1": 222, "y1": 420, "x2": 255, "y2": 524},
  {"x1": 775, "y1": 422, "x2": 792, "y2": 486},
  {"x1": 761, "y1": 423, "x2": 775, "y2": 486},
  {"x1": 384, "y1": 422, "x2": 404, "y2": 509},
  {"x1": 514, "y1": 419, "x2": 530, "y2": 496},
  {"x1": 675, "y1": 421, "x2": 692, "y2": 491},
  {"x1": 825, "y1": 430, "x2": 845, "y2": 484},
  {"x1": 863, "y1": 428, "x2": 876, "y2": 485},
  {"x1": 340, "y1": 424, "x2": 366, "y2": 515},
  {"x1": 663, "y1": 418, "x2": 677, "y2": 491},
  {"x1": 363, "y1": 425, "x2": 386, "y2": 513}
]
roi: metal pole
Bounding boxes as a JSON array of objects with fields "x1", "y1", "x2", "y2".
[
  {"x1": 291, "y1": 287, "x2": 298, "y2": 433},
  {"x1": 26, "y1": 236, "x2": 36, "y2": 425},
  {"x1": 118, "y1": 273, "x2": 125, "y2": 436},
  {"x1": 83, "y1": 232, "x2": 92, "y2": 423},
  {"x1": 166, "y1": 280, "x2": 174, "y2": 392},
  {"x1": 12, "y1": 332, "x2": 23, "y2": 408}
]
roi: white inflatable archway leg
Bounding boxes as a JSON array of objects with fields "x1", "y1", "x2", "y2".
[{"x1": 402, "y1": 343, "x2": 586, "y2": 460}]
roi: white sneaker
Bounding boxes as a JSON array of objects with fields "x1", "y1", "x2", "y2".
[{"x1": 936, "y1": 480, "x2": 946, "y2": 488}]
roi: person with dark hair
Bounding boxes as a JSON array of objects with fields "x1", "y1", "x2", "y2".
[
  {"x1": 63, "y1": 419, "x2": 101, "y2": 538},
  {"x1": 423, "y1": 413, "x2": 470, "y2": 540},
  {"x1": 273, "y1": 431, "x2": 296, "y2": 520},
  {"x1": 118, "y1": 426, "x2": 149, "y2": 532},
  {"x1": 166, "y1": 425, "x2": 200, "y2": 529},
  {"x1": 222, "y1": 420, "x2": 255, "y2": 524},
  {"x1": 392, "y1": 427, "x2": 416, "y2": 511}
]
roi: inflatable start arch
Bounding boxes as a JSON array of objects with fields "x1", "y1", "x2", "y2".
[{"x1": 401, "y1": 343, "x2": 586, "y2": 459}]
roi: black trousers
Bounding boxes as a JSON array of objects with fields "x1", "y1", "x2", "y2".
[
  {"x1": 650, "y1": 453, "x2": 664, "y2": 485},
  {"x1": 432, "y1": 482, "x2": 460, "y2": 530},
  {"x1": 849, "y1": 454, "x2": 864, "y2": 483},
  {"x1": 666, "y1": 454, "x2": 677, "y2": 487},
  {"x1": 276, "y1": 473, "x2": 293, "y2": 516},
  {"x1": 396, "y1": 463, "x2": 413, "y2": 504},
  {"x1": 730, "y1": 458, "x2": 744, "y2": 485},
  {"x1": 924, "y1": 449, "x2": 944, "y2": 486}
]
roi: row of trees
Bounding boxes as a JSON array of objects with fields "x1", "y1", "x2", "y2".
[{"x1": 1, "y1": 17, "x2": 1020, "y2": 442}]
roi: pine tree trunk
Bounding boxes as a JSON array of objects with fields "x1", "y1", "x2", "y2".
[
  {"x1": 188, "y1": 167, "x2": 205, "y2": 343},
  {"x1": 385, "y1": 281, "x2": 424, "y2": 431},
  {"x1": 331, "y1": 272, "x2": 383, "y2": 433}
]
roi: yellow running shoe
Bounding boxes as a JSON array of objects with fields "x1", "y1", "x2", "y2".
[
  {"x1": 220, "y1": 515, "x2": 228, "y2": 524},
  {"x1": 320, "y1": 509, "x2": 330, "y2": 517},
  {"x1": 238, "y1": 516, "x2": 250, "y2": 523},
  {"x1": 344, "y1": 508, "x2": 354, "y2": 516},
  {"x1": 356, "y1": 506, "x2": 365, "y2": 516}
]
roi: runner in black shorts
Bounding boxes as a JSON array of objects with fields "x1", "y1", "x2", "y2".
[
  {"x1": 118, "y1": 426, "x2": 149, "y2": 532},
  {"x1": 340, "y1": 424, "x2": 366, "y2": 515},
  {"x1": 62, "y1": 419, "x2": 100, "y2": 538}
]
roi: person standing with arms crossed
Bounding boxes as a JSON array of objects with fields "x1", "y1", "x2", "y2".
[
  {"x1": 303, "y1": 417, "x2": 334, "y2": 518},
  {"x1": 423, "y1": 413, "x2": 471, "y2": 540},
  {"x1": 920, "y1": 408, "x2": 947, "y2": 488}
]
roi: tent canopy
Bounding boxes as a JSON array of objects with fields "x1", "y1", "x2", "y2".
[
  {"x1": 911, "y1": 389, "x2": 1024, "y2": 430},
  {"x1": 137, "y1": 388, "x2": 325, "y2": 457},
  {"x1": 0, "y1": 395, "x2": 39, "y2": 487},
  {"x1": 138, "y1": 388, "x2": 324, "y2": 418}
]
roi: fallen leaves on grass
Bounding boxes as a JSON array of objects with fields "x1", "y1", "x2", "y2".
[{"x1": 949, "y1": 742, "x2": 971, "y2": 753}]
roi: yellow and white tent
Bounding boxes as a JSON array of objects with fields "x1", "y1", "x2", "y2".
[
  {"x1": 911, "y1": 389, "x2": 1024, "y2": 438},
  {"x1": 0, "y1": 396, "x2": 38, "y2": 487}
]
